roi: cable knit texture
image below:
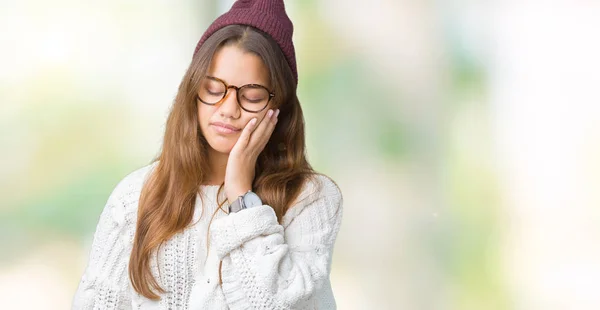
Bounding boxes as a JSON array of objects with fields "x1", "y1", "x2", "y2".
[{"x1": 72, "y1": 161, "x2": 343, "y2": 309}]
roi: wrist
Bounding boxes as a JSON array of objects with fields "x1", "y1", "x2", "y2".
[
  {"x1": 227, "y1": 188, "x2": 251, "y2": 205},
  {"x1": 227, "y1": 189, "x2": 263, "y2": 214}
]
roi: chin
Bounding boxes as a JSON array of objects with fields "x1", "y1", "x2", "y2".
[{"x1": 207, "y1": 137, "x2": 235, "y2": 154}]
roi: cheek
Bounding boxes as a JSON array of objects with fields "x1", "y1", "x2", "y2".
[
  {"x1": 197, "y1": 107, "x2": 211, "y2": 136},
  {"x1": 197, "y1": 105, "x2": 211, "y2": 124}
]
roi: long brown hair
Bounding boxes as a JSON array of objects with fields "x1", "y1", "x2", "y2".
[{"x1": 128, "y1": 25, "x2": 320, "y2": 300}]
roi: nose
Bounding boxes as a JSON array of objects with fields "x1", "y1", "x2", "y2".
[{"x1": 217, "y1": 88, "x2": 241, "y2": 118}]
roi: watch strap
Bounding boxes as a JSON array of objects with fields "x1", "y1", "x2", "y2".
[{"x1": 228, "y1": 195, "x2": 245, "y2": 213}]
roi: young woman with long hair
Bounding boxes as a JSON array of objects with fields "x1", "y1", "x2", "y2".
[{"x1": 72, "y1": 0, "x2": 343, "y2": 309}]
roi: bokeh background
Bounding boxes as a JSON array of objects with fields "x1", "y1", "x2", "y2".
[{"x1": 2, "y1": 0, "x2": 600, "y2": 309}]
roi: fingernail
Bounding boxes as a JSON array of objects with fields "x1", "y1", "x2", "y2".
[
  {"x1": 275, "y1": 109, "x2": 280, "y2": 117},
  {"x1": 267, "y1": 109, "x2": 273, "y2": 117}
]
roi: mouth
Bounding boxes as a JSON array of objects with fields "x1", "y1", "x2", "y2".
[{"x1": 210, "y1": 122, "x2": 241, "y2": 134}]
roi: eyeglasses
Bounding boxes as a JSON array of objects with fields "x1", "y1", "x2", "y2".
[{"x1": 196, "y1": 76, "x2": 275, "y2": 113}]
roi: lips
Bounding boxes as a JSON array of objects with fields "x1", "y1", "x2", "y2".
[
  {"x1": 210, "y1": 122, "x2": 241, "y2": 131},
  {"x1": 210, "y1": 122, "x2": 241, "y2": 134}
]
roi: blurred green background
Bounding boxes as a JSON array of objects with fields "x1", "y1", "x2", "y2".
[{"x1": 2, "y1": 0, "x2": 600, "y2": 309}]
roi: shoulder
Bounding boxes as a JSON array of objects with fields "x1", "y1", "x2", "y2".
[
  {"x1": 86, "y1": 162, "x2": 159, "y2": 240},
  {"x1": 106, "y1": 161, "x2": 159, "y2": 209},
  {"x1": 282, "y1": 173, "x2": 343, "y2": 227},
  {"x1": 300, "y1": 173, "x2": 343, "y2": 204}
]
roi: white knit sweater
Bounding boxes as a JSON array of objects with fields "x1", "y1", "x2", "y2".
[{"x1": 72, "y1": 161, "x2": 343, "y2": 309}]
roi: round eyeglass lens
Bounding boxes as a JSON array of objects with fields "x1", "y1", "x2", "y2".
[
  {"x1": 238, "y1": 86, "x2": 270, "y2": 112},
  {"x1": 198, "y1": 78, "x2": 226, "y2": 104}
]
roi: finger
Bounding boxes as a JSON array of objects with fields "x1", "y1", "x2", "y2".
[
  {"x1": 249, "y1": 108, "x2": 278, "y2": 149},
  {"x1": 235, "y1": 117, "x2": 258, "y2": 149},
  {"x1": 247, "y1": 109, "x2": 273, "y2": 144},
  {"x1": 256, "y1": 108, "x2": 278, "y2": 136},
  {"x1": 259, "y1": 110, "x2": 278, "y2": 151},
  {"x1": 265, "y1": 108, "x2": 279, "y2": 134}
]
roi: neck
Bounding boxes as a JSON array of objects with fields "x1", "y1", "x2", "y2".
[{"x1": 205, "y1": 148, "x2": 228, "y2": 186}]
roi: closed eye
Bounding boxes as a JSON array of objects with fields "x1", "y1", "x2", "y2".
[
  {"x1": 243, "y1": 96, "x2": 264, "y2": 103},
  {"x1": 207, "y1": 90, "x2": 224, "y2": 96}
]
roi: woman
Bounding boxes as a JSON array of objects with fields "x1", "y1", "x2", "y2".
[{"x1": 72, "y1": 0, "x2": 343, "y2": 309}]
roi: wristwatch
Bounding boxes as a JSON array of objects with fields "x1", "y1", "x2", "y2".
[{"x1": 228, "y1": 190, "x2": 263, "y2": 213}]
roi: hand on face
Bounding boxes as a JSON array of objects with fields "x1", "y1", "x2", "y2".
[{"x1": 224, "y1": 108, "x2": 280, "y2": 204}]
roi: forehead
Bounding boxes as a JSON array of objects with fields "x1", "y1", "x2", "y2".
[{"x1": 207, "y1": 44, "x2": 270, "y2": 87}]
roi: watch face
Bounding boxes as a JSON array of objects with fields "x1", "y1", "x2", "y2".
[{"x1": 243, "y1": 192, "x2": 263, "y2": 208}]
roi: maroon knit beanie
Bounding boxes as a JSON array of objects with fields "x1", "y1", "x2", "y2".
[{"x1": 193, "y1": 0, "x2": 298, "y2": 84}]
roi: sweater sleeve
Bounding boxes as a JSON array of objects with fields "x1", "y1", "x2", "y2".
[
  {"x1": 209, "y1": 175, "x2": 343, "y2": 310},
  {"x1": 72, "y1": 179, "x2": 136, "y2": 310}
]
